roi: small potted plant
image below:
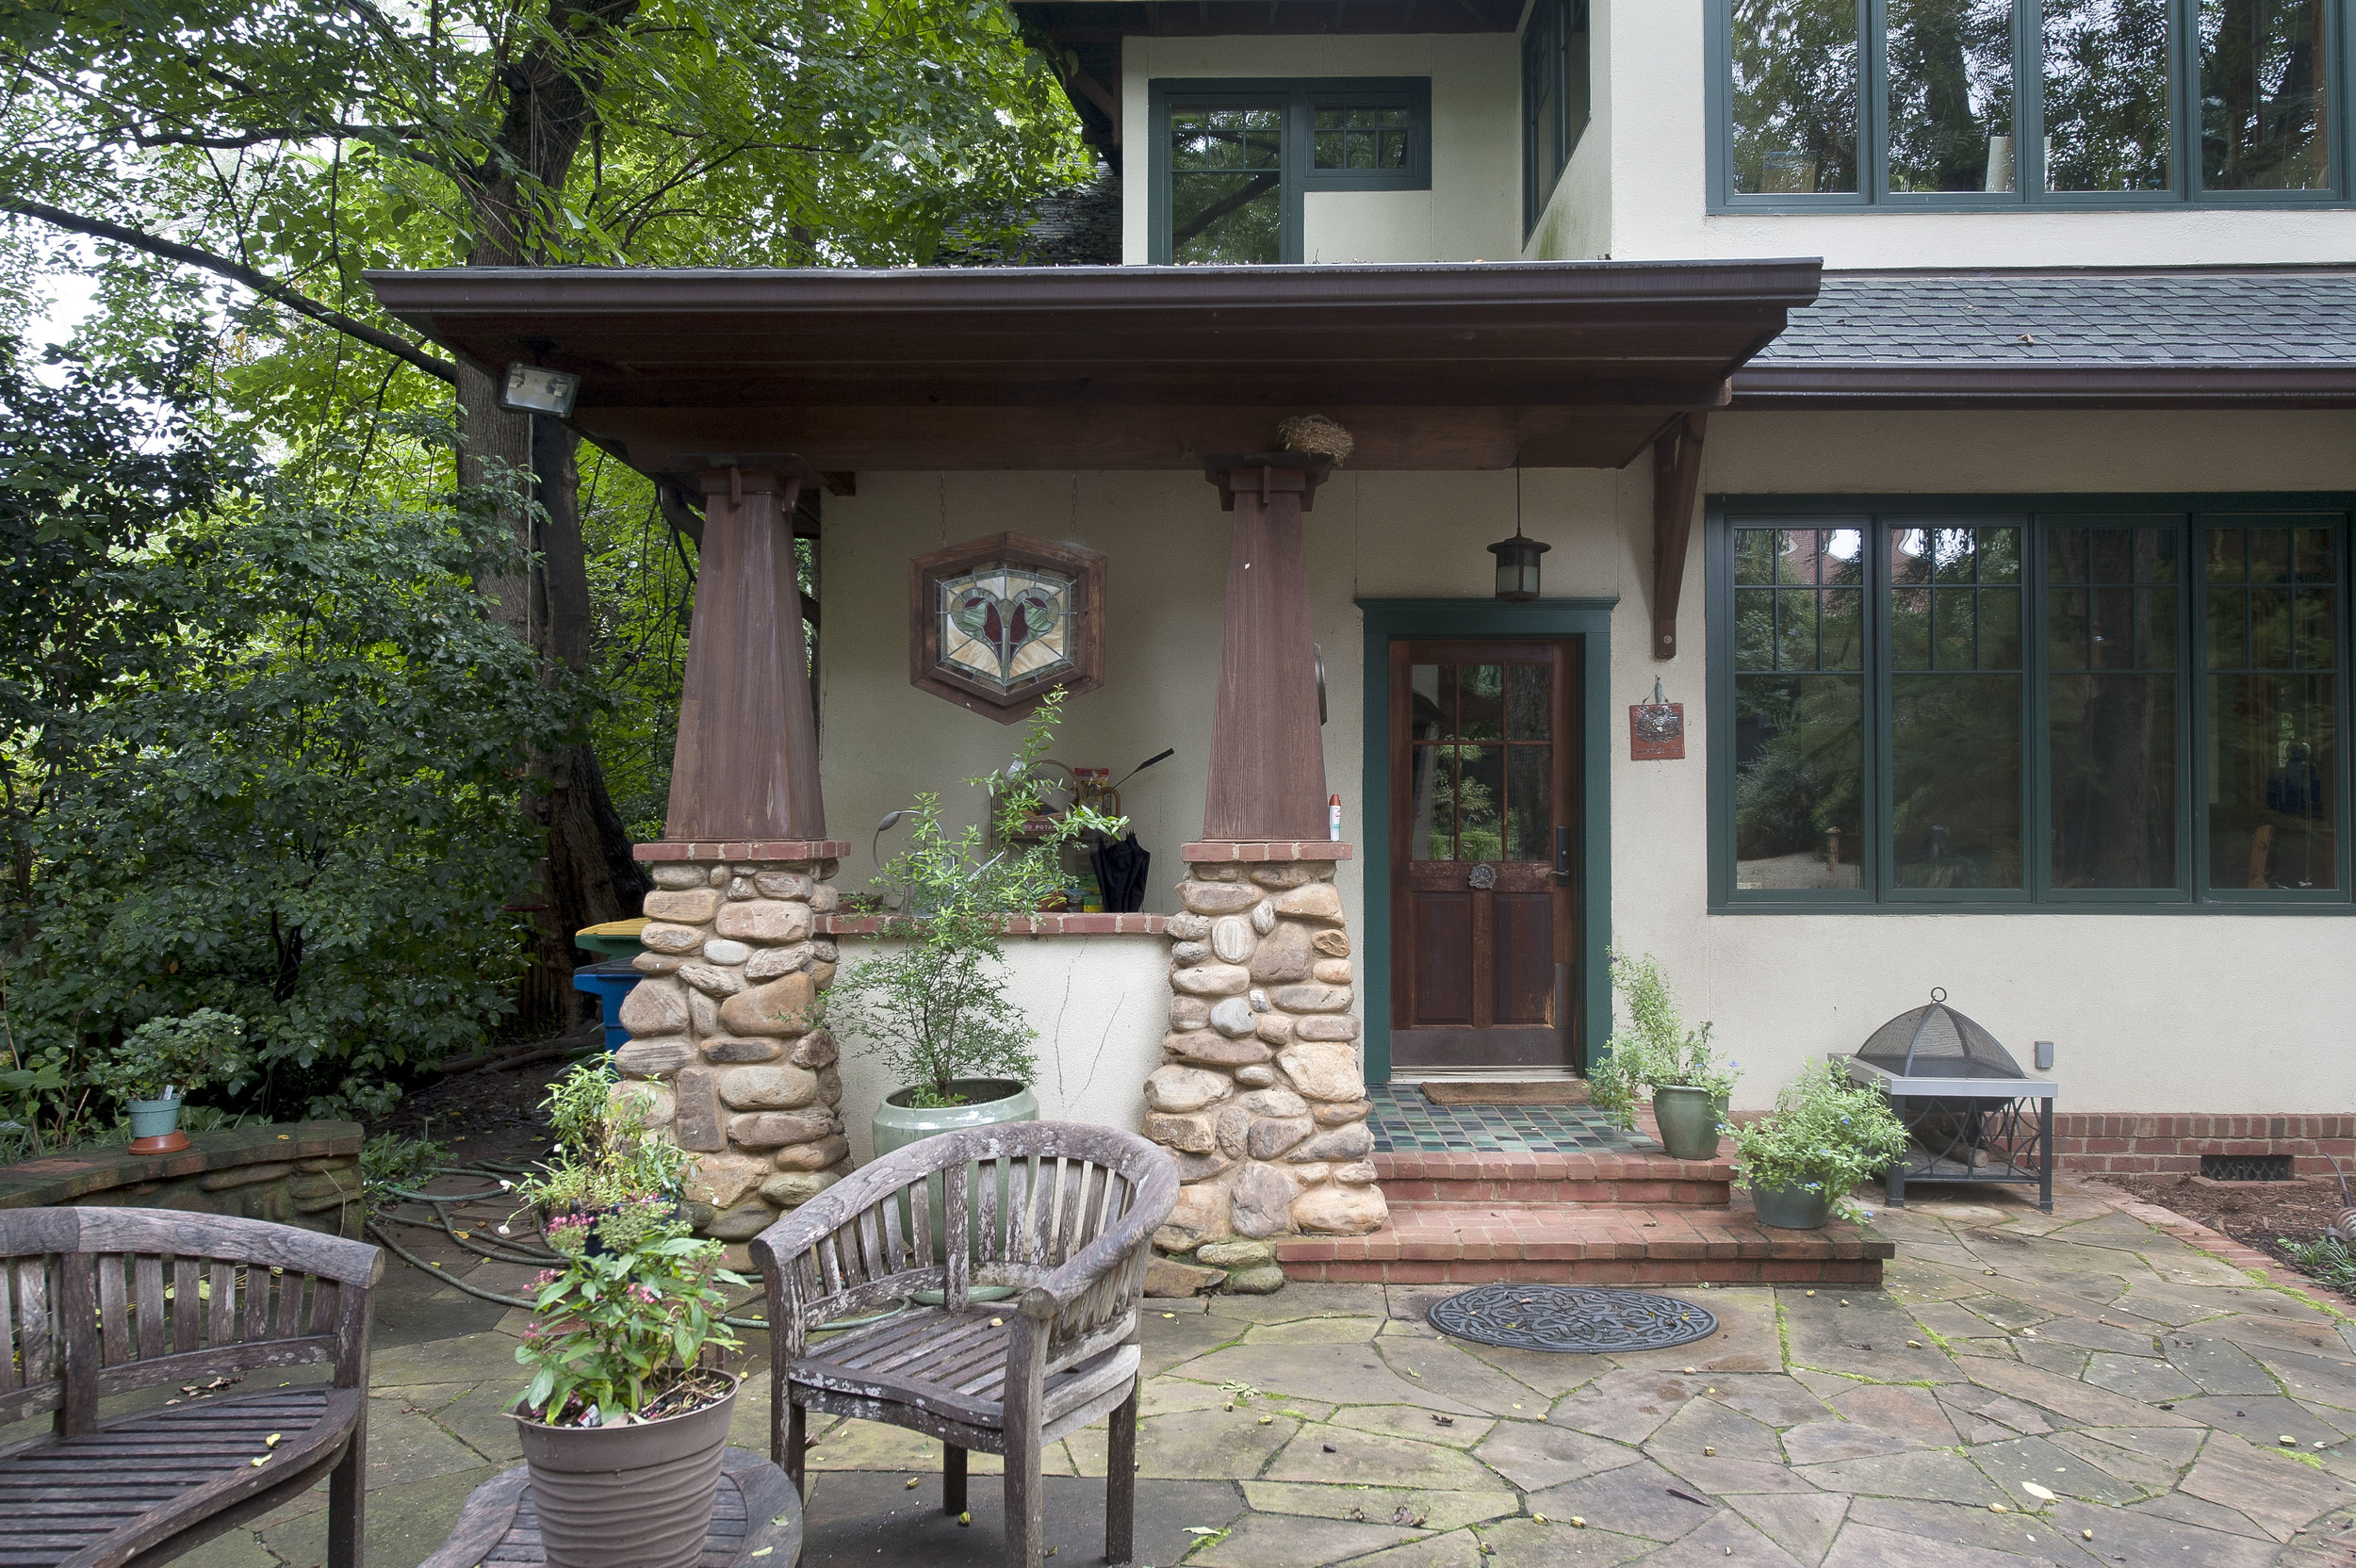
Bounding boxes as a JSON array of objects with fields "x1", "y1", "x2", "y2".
[
  {"x1": 524, "y1": 1061, "x2": 687, "y2": 1235},
  {"x1": 86, "y1": 1009, "x2": 250, "y2": 1153},
  {"x1": 511, "y1": 1065, "x2": 747, "y2": 1568},
  {"x1": 826, "y1": 692, "x2": 1125, "y2": 1158},
  {"x1": 1589, "y1": 951, "x2": 1739, "y2": 1161},
  {"x1": 1729, "y1": 1057, "x2": 1913, "y2": 1229}
]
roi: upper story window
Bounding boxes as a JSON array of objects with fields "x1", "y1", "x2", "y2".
[
  {"x1": 1709, "y1": 498, "x2": 2355, "y2": 910},
  {"x1": 1151, "y1": 78, "x2": 1433, "y2": 264},
  {"x1": 1524, "y1": 0, "x2": 1593, "y2": 233},
  {"x1": 1708, "y1": 0, "x2": 2347, "y2": 210}
]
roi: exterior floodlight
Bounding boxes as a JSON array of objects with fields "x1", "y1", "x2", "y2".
[{"x1": 500, "y1": 362, "x2": 580, "y2": 416}]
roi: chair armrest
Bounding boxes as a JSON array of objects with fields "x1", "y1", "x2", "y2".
[{"x1": 1015, "y1": 1168, "x2": 1173, "y2": 1323}]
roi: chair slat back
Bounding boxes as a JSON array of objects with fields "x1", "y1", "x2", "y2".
[{"x1": 0, "y1": 1207, "x2": 383, "y2": 1437}]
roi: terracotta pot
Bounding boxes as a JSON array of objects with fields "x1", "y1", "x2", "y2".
[
  {"x1": 513, "y1": 1376, "x2": 738, "y2": 1568},
  {"x1": 1650, "y1": 1086, "x2": 1726, "y2": 1161},
  {"x1": 1750, "y1": 1182, "x2": 1835, "y2": 1230}
]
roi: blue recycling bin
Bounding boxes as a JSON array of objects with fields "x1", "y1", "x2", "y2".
[{"x1": 570, "y1": 958, "x2": 642, "y2": 1054}]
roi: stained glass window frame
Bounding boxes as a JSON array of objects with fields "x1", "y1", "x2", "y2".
[{"x1": 908, "y1": 532, "x2": 1106, "y2": 725}]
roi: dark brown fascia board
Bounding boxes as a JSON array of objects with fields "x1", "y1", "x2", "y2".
[
  {"x1": 1009, "y1": 0, "x2": 1526, "y2": 38},
  {"x1": 1731, "y1": 363, "x2": 2356, "y2": 408},
  {"x1": 366, "y1": 259, "x2": 1825, "y2": 326}
]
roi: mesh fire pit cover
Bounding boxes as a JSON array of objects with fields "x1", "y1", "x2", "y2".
[
  {"x1": 1856, "y1": 988, "x2": 2025, "y2": 1080},
  {"x1": 1426, "y1": 1282, "x2": 1717, "y2": 1353}
]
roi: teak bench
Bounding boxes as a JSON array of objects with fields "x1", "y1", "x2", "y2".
[
  {"x1": 0, "y1": 1206, "x2": 382, "y2": 1568},
  {"x1": 752, "y1": 1121, "x2": 1176, "y2": 1568}
]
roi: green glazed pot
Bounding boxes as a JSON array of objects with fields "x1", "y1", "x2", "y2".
[
  {"x1": 126, "y1": 1094, "x2": 184, "y2": 1142},
  {"x1": 873, "y1": 1079, "x2": 1038, "y2": 1303},
  {"x1": 1650, "y1": 1085, "x2": 1727, "y2": 1161},
  {"x1": 1750, "y1": 1181, "x2": 1835, "y2": 1231}
]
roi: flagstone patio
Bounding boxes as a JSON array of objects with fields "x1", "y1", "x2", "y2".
[{"x1": 171, "y1": 1178, "x2": 2356, "y2": 1568}]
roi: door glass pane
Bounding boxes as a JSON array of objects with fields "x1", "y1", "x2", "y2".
[
  {"x1": 1409, "y1": 745, "x2": 1448, "y2": 860},
  {"x1": 1456, "y1": 745, "x2": 1506, "y2": 862},
  {"x1": 1507, "y1": 745, "x2": 1553, "y2": 862},
  {"x1": 1411, "y1": 663, "x2": 1453, "y2": 741},
  {"x1": 1731, "y1": 523, "x2": 1866, "y2": 890},
  {"x1": 1729, "y1": 0, "x2": 1862, "y2": 193},
  {"x1": 2047, "y1": 523, "x2": 2181, "y2": 890},
  {"x1": 2041, "y1": 0, "x2": 2173, "y2": 191},
  {"x1": 1459, "y1": 665, "x2": 1504, "y2": 740},
  {"x1": 1170, "y1": 106, "x2": 1284, "y2": 264},
  {"x1": 1506, "y1": 664, "x2": 1551, "y2": 740},
  {"x1": 2206, "y1": 522, "x2": 2339, "y2": 890},
  {"x1": 1886, "y1": 0, "x2": 2019, "y2": 192},
  {"x1": 2200, "y1": 0, "x2": 2330, "y2": 190},
  {"x1": 1890, "y1": 524, "x2": 2024, "y2": 889}
]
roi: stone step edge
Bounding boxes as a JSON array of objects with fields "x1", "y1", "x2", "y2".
[
  {"x1": 1272, "y1": 1205, "x2": 1896, "y2": 1266},
  {"x1": 1381, "y1": 1181, "x2": 1730, "y2": 1208},
  {"x1": 1371, "y1": 1149, "x2": 1733, "y2": 1181},
  {"x1": 1282, "y1": 1257, "x2": 1889, "y2": 1286}
]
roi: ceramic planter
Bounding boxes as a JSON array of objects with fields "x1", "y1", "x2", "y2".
[
  {"x1": 513, "y1": 1375, "x2": 738, "y2": 1568},
  {"x1": 126, "y1": 1094, "x2": 188, "y2": 1155},
  {"x1": 1750, "y1": 1181, "x2": 1835, "y2": 1230},
  {"x1": 874, "y1": 1079, "x2": 1037, "y2": 1299},
  {"x1": 1650, "y1": 1085, "x2": 1727, "y2": 1161}
]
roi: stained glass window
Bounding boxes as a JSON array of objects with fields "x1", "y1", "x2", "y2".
[{"x1": 935, "y1": 562, "x2": 1080, "y2": 695}]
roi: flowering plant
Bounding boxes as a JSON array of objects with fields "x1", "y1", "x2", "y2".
[
  {"x1": 515, "y1": 1196, "x2": 746, "y2": 1427},
  {"x1": 1589, "y1": 950, "x2": 1740, "y2": 1132},
  {"x1": 516, "y1": 1059, "x2": 689, "y2": 1217},
  {"x1": 1728, "y1": 1057, "x2": 1913, "y2": 1221}
]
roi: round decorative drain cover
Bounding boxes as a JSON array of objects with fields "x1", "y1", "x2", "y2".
[{"x1": 1426, "y1": 1282, "x2": 1718, "y2": 1354}]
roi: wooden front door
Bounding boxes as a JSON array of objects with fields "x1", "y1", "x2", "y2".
[{"x1": 1388, "y1": 640, "x2": 1580, "y2": 1071}]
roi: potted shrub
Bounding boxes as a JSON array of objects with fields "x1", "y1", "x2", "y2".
[
  {"x1": 826, "y1": 692, "x2": 1124, "y2": 1157},
  {"x1": 1589, "y1": 951, "x2": 1740, "y2": 1161},
  {"x1": 511, "y1": 1069, "x2": 747, "y2": 1568},
  {"x1": 86, "y1": 1009, "x2": 250, "y2": 1153},
  {"x1": 1729, "y1": 1057, "x2": 1913, "y2": 1229}
]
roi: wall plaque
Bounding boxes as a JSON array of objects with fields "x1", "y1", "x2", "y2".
[{"x1": 1629, "y1": 701, "x2": 1685, "y2": 761}]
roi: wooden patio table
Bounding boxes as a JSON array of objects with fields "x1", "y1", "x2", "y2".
[{"x1": 419, "y1": 1446, "x2": 801, "y2": 1568}]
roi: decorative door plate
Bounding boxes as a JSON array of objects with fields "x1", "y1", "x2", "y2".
[
  {"x1": 1467, "y1": 862, "x2": 1497, "y2": 890},
  {"x1": 1629, "y1": 702, "x2": 1685, "y2": 760}
]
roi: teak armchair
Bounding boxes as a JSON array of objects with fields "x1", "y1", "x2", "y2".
[{"x1": 750, "y1": 1121, "x2": 1176, "y2": 1568}]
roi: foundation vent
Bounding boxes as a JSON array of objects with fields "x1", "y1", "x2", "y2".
[{"x1": 2201, "y1": 1153, "x2": 2295, "y2": 1183}]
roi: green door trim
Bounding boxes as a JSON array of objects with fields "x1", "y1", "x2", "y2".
[{"x1": 1358, "y1": 597, "x2": 1618, "y2": 1085}]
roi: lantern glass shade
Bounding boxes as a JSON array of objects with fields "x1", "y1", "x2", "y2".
[{"x1": 1488, "y1": 531, "x2": 1550, "y2": 602}]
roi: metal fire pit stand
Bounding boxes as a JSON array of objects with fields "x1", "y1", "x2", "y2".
[{"x1": 1838, "y1": 1054, "x2": 2056, "y2": 1214}]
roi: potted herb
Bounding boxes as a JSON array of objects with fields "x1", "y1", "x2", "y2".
[
  {"x1": 1589, "y1": 951, "x2": 1739, "y2": 1161},
  {"x1": 85, "y1": 1009, "x2": 250, "y2": 1153},
  {"x1": 1729, "y1": 1058, "x2": 1912, "y2": 1229},
  {"x1": 826, "y1": 692, "x2": 1125, "y2": 1158},
  {"x1": 510, "y1": 1197, "x2": 748, "y2": 1568}
]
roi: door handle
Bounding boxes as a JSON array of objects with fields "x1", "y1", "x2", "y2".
[{"x1": 1554, "y1": 825, "x2": 1572, "y2": 886}]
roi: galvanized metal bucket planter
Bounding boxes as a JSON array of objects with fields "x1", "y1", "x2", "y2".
[
  {"x1": 1749, "y1": 1182, "x2": 1835, "y2": 1231},
  {"x1": 1650, "y1": 1086, "x2": 1726, "y2": 1161},
  {"x1": 512, "y1": 1375, "x2": 738, "y2": 1568}
]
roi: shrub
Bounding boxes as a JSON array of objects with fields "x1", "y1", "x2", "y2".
[
  {"x1": 1589, "y1": 950, "x2": 1739, "y2": 1132},
  {"x1": 1729, "y1": 1058, "x2": 1912, "y2": 1217},
  {"x1": 82, "y1": 1008, "x2": 252, "y2": 1107}
]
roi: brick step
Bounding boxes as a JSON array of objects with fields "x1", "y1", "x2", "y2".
[
  {"x1": 1371, "y1": 1147, "x2": 1734, "y2": 1208},
  {"x1": 1275, "y1": 1197, "x2": 1893, "y2": 1287}
]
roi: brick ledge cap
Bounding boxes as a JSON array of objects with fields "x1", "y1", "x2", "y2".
[
  {"x1": 635, "y1": 840, "x2": 850, "y2": 863},
  {"x1": 1182, "y1": 841, "x2": 1354, "y2": 862}
]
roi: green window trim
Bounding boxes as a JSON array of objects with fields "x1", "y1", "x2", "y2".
[
  {"x1": 1149, "y1": 77, "x2": 1434, "y2": 266},
  {"x1": 1523, "y1": 0, "x2": 1593, "y2": 236},
  {"x1": 1706, "y1": 0, "x2": 2354, "y2": 213},
  {"x1": 1707, "y1": 495, "x2": 2356, "y2": 913}
]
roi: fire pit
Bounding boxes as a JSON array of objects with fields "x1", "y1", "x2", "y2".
[{"x1": 1841, "y1": 989, "x2": 2055, "y2": 1213}]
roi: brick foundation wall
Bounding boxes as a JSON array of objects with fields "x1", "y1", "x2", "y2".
[{"x1": 2048, "y1": 1114, "x2": 2355, "y2": 1176}]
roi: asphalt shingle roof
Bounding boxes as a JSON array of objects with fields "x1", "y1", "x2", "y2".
[{"x1": 1755, "y1": 270, "x2": 2356, "y2": 367}]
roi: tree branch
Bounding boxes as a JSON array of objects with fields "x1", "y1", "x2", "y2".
[{"x1": 3, "y1": 199, "x2": 457, "y2": 384}]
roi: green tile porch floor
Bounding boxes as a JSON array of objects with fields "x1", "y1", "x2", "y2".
[
  {"x1": 1367, "y1": 1083, "x2": 1655, "y2": 1154},
  {"x1": 123, "y1": 1175, "x2": 2355, "y2": 1568}
]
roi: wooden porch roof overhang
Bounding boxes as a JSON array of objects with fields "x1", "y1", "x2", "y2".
[{"x1": 364, "y1": 259, "x2": 1824, "y2": 480}]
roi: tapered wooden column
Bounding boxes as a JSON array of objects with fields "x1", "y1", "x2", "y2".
[
  {"x1": 664, "y1": 466, "x2": 826, "y2": 841},
  {"x1": 1203, "y1": 455, "x2": 1331, "y2": 842}
]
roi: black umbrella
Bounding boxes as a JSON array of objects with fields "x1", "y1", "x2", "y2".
[{"x1": 1091, "y1": 833, "x2": 1151, "y2": 914}]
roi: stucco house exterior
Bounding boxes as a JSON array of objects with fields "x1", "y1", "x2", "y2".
[{"x1": 369, "y1": 0, "x2": 2356, "y2": 1285}]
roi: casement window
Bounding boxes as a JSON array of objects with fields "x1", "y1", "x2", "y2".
[
  {"x1": 1149, "y1": 78, "x2": 1433, "y2": 265},
  {"x1": 1523, "y1": 0, "x2": 1593, "y2": 233},
  {"x1": 1708, "y1": 499, "x2": 2354, "y2": 909},
  {"x1": 1707, "y1": 0, "x2": 2350, "y2": 210}
]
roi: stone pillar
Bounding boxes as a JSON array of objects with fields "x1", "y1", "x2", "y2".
[
  {"x1": 1141, "y1": 454, "x2": 1387, "y2": 1282},
  {"x1": 621, "y1": 843, "x2": 855, "y2": 1240}
]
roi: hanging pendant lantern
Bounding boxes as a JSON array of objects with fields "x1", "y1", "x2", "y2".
[{"x1": 1488, "y1": 524, "x2": 1548, "y2": 602}]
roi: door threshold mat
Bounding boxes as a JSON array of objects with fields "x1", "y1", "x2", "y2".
[
  {"x1": 1421, "y1": 1080, "x2": 1592, "y2": 1107},
  {"x1": 1427, "y1": 1282, "x2": 1718, "y2": 1353}
]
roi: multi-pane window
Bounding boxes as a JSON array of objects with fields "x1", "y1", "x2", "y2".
[
  {"x1": 1713, "y1": 503, "x2": 2352, "y2": 907},
  {"x1": 1523, "y1": 0, "x2": 1593, "y2": 231},
  {"x1": 1408, "y1": 662, "x2": 1554, "y2": 863},
  {"x1": 1713, "y1": 0, "x2": 2345, "y2": 207},
  {"x1": 1152, "y1": 79, "x2": 1432, "y2": 265}
]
